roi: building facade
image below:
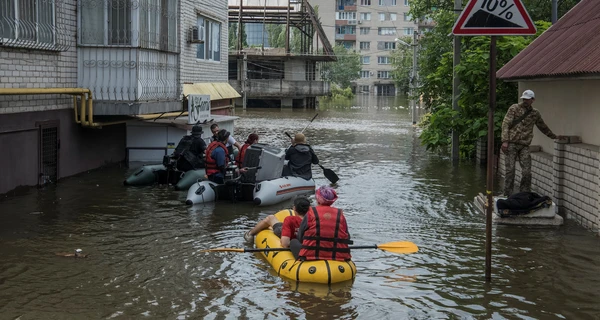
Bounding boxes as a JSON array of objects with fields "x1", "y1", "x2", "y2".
[
  {"x1": 317, "y1": 0, "x2": 416, "y2": 95},
  {"x1": 0, "y1": 0, "x2": 234, "y2": 195}
]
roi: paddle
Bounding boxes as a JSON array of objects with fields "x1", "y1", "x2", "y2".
[
  {"x1": 301, "y1": 113, "x2": 319, "y2": 133},
  {"x1": 200, "y1": 241, "x2": 419, "y2": 255},
  {"x1": 285, "y1": 132, "x2": 339, "y2": 184}
]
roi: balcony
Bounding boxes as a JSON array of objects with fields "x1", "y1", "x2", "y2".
[{"x1": 229, "y1": 80, "x2": 330, "y2": 98}]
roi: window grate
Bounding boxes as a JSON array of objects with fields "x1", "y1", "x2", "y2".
[{"x1": 39, "y1": 125, "x2": 59, "y2": 186}]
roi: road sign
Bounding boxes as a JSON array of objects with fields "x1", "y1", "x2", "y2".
[{"x1": 453, "y1": 0, "x2": 536, "y2": 36}]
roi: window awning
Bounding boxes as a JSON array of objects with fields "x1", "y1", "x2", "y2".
[{"x1": 183, "y1": 83, "x2": 241, "y2": 100}]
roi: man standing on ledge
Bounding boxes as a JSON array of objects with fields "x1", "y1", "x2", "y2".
[{"x1": 501, "y1": 90, "x2": 563, "y2": 196}]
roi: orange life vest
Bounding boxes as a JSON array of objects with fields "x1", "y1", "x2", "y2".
[
  {"x1": 299, "y1": 206, "x2": 352, "y2": 261},
  {"x1": 235, "y1": 143, "x2": 251, "y2": 167},
  {"x1": 205, "y1": 141, "x2": 228, "y2": 176}
]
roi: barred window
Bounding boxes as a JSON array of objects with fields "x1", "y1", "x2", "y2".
[
  {"x1": 197, "y1": 16, "x2": 221, "y2": 62},
  {"x1": 1, "y1": 0, "x2": 55, "y2": 44},
  {"x1": 80, "y1": 0, "x2": 132, "y2": 45}
]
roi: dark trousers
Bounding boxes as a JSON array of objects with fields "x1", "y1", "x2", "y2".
[{"x1": 290, "y1": 239, "x2": 302, "y2": 260}]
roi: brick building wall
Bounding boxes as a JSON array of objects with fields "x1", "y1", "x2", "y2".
[
  {"x1": 0, "y1": 0, "x2": 77, "y2": 114},
  {"x1": 179, "y1": 0, "x2": 229, "y2": 85}
]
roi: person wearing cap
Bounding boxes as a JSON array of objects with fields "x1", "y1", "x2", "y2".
[
  {"x1": 235, "y1": 133, "x2": 259, "y2": 167},
  {"x1": 282, "y1": 133, "x2": 319, "y2": 180},
  {"x1": 210, "y1": 123, "x2": 242, "y2": 159},
  {"x1": 292, "y1": 186, "x2": 352, "y2": 261},
  {"x1": 172, "y1": 124, "x2": 207, "y2": 171},
  {"x1": 206, "y1": 129, "x2": 247, "y2": 184},
  {"x1": 501, "y1": 90, "x2": 564, "y2": 196},
  {"x1": 243, "y1": 196, "x2": 311, "y2": 250}
]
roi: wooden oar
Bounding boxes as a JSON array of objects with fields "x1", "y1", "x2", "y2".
[{"x1": 200, "y1": 241, "x2": 418, "y2": 255}]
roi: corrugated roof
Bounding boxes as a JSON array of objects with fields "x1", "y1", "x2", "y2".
[
  {"x1": 497, "y1": 0, "x2": 600, "y2": 80},
  {"x1": 183, "y1": 83, "x2": 241, "y2": 100}
]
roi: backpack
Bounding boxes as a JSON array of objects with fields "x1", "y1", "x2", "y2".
[{"x1": 496, "y1": 192, "x2": 552, "y2": 217}]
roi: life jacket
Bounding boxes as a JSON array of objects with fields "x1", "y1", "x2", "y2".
[
  {"x1": 299, "y1": 206, "x2": 352, "y2": 261},
  {"x1": 235, "y1": 143, "x2": 251, "y2": 167},
  {"x1": 205, "y1": 141, "x2": 228, "y2": 176}
]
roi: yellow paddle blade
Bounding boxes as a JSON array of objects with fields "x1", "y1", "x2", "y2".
[
  {"x1": 376, "y1": 241, "x2": 419, "y2": 254},
  {"x1": 200, "y1": 248, "x2": 245, "y2": 253}
]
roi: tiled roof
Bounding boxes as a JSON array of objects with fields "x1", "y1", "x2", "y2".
[{"x1": 497, "y1": 0, "x2": 600, "y2": 80}]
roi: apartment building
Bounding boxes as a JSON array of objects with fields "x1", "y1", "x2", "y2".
[
  {"x1": 0, "y1": 0, "x2": 236, "y2": 194},
  {"x1": 316, "y1": 0, "x2": 416, "y2": 96}
]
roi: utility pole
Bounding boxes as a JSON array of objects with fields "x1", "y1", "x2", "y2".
[
  {"x1": 552, "y1": 0, "x2": 558, "y2": 24},
  {"x1": 242, "y1": 53, "x2": 247, "y2": 110},
  {"x1": 411, "y1": 30, "x2": 418, "y2": 125},
  {"x1": 451, "y1": 0, "x2": 461, "y2": 161}
]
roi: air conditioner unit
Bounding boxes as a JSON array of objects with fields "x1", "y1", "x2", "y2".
[
  {"x1": 358, "y1": 20, "x2": 363, "y2": 24},
  {"x1": 189, "y1": 26, "x2": 204, "y2": 43},
  {"x1": 369, "y1": 71, "x2": 374, "y2": 76}
]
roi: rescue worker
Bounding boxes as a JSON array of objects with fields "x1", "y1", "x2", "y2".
[
  {"x1": 282, "y1": 133, "x2": 319, "y2": 180},
  {"x1": 205, "y1": 129, "x2": 230, "y2": 184},
  {"x1": 172, "y1": 124, "x2": 206, "y2": 171},
  {"x1": 235, "y1": 133, "x2": 259, "y2": 167},
  {"x1": 292, "y1": 186, "x2": 352, "y2": 261},
  {"x1": 210, "y1": 123, "x2": 242, "y2": 160}
]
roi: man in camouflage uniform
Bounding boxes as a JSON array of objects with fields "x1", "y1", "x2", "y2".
[{"x1": 501, "y1": 90, "x2": 562, "y2": 196}]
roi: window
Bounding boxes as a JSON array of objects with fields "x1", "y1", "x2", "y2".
[
  {"x1": 1, "y1": 0, "x2": 55, "y2": 45},
  {"x1": 360, "y1": 12, "x2": 371, "y2": 20},
  {"x1": 404, "y1": 13, "x2": 412, "y2": 21},
  {"x1": 360, "y1": 42, "x2": 370, "y2": 50},
  {"x1": 360, "y1": 71, "x2": 371, "y2": 78},
  {"x1": 81, "y1": 0, "x2": 132, "y2": 45},
  {"x1": 336, "y1": 26, "x2": 356, "y2": 34},
  {"x1": 379, "y1": 41, "x2": 396, "y2": 50},
  {"x1": 390, "y1": 13, "x2": 397, "y2": 21},
  {"x1": 140, "y1": 0, "x2": 178, "y2": 51},
  {"x1": 379, "y1": 13, "x2": 385, "y2": 21},
  {"x1": 336, "y1": 11, "x2": 357, "y2": 20},
  {"x1": 359, "y1": 85, "x2": 370, "y2": 93},
  {"x1": 362, "y1": 56, "x2": 370, "y2": 64},
  {"x1": 391, "y1": 0, "x2": 397, "y2": 4},
  {"x1": 341, "y1": 41, "x2": 355, "y2": 49},
  {"x1": 378, "y1": 56, "x2": 392, "y2": 64},
  {"x1": 378, "y1": 27, "x2": 396, "y2": 36},
  {"x1": 404, "y1": 27, "x2": 414, "y2": 35},
  {"x1": 377, "y1": 71, "x2": 391, "y2": 79},
  {"x1": 360, "y1": 27, "x2": 370, "y2": 35},
  {"x1": 360, "y1": 0, "x2": 371, "y2": 5},
  {"x1": 197, "y1": 16, "x2": 221, "y2": 61},
  {"x1": 404, "y1": 0, "x2": 409, "y2": 5}
]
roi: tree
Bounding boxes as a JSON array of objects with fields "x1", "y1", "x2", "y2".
[
  {"x1": 228, "y1": 23, "x2": 248, "y2": 50},
  {"x1": 320, "y1": 45, "x2": 361, "y2": 89},
  {"x1": 391, "y1": 36, "x2": 414, "y2": 95},
  {"x1": 266, "y1": 24, "x2": 285, "y2": 48}
]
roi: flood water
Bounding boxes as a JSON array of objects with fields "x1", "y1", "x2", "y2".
[{"x1": 1, "y1": 95, "x2": 600, "y2": 319}]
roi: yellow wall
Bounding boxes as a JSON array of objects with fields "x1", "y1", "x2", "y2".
[{"x1": 518, "y1": 79, "x2": 600, "y2": 152}]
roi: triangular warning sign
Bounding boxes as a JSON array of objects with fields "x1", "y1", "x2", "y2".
[{"x1": 453, "y1": 0, "x2": 537, "y2": 36}]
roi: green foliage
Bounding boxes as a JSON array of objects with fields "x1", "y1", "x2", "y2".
[
  {"x1": 266, "y1": 24, "x2": 286, "y2": 48},
  {"x1": 330, "y1": 84, "x2": 355, "y2": 99},
  {"x1": 320, "y1": 45, "x2": 361, "y2": 89},
  {"x1": 391, "y1": 36, "x2": 414, "y2": 95},
  {"x1": 412, "y1": 6, "x2": 552, "y2": 157},
  {"x1": 228, "y1": 23, "x2": 248, "y2": 50}
]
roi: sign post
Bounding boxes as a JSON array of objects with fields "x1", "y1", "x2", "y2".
[
  {"x1": 187, "y1": 94, "x2": 211, "y2": 125},
  {"x1": 452, "y1": 0, "x2": 536, "y2": 282}
]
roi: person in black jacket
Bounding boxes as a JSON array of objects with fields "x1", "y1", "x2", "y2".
[
  {"x1": 282, "y1": 133, "x2": 319, "y2": 180},
  {"x1": 172, "y1": 124, "x2": 207, "y2": 171}
]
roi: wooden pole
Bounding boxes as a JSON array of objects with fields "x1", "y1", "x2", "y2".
[{"x1": 485, "y1": 36, "x2": 497, "y2": 282}]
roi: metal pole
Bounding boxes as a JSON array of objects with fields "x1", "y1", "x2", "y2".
[
  {"x1": 552, "y1": 0, "x2": 558, "y2": 24},
  {"x1": 285, "y1": 0, "x2": 291, "y2": 54},
  {"x1": 243, "y1": 53, "x2": 248, "y2": 110},
  {"x1": 451, "y1": 0, "x2": 461, "y2": 161},
  {"x1": 411, "y1": 30, "x2": 418, "y2": 125},
  {"x1": 485, "y1": 36, "x2": 497, "y2": 282},
  {"x1": 238, "y1": 0, "x2": 243, "y2": 52}
]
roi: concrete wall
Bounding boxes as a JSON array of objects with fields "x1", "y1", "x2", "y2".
[
  {"x1": 180, "y1": 0, "x2": 229, "y2": 85},
  {"x1": 519, "y1": 80, "x2": 600, "y2": 151},
  {"x1": 0, "y1": 0, "x2": 77, "y2": 115},
  {"x1": 284, "y1": 60, "x2": 306, "y2": 81},
  {"x1": 0, "y1": 109, "x2": 125, "y2": 195}
]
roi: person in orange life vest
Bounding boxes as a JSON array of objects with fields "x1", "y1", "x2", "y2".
[
  {"x1": 235, "y1": 133, "x2": 259, "y2": 167},
  {"x1": 244, "y1": 197, "x2": 311, "y2": 249},
  {"x1": 292, "y1": 186, "x2": 352, "y2": 261},
  {"x1": 210, "y1": 123, "x2": 242, "y2": 161},
  {"x1": 205, "y1": 129, "x2": 247, "y2": 184}
]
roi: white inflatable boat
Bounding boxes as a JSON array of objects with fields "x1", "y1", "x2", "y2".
[{"x1": 185, "y1": 143, "x2": 315, "y2": 206}]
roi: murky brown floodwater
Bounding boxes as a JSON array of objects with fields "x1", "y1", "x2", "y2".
[{"x1": 1, "y1": 95, "x2": 600, "y2": 319}]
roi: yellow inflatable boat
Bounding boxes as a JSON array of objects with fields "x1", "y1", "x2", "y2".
[{"x1": 254, "y1": 209, "x2": 357, "y2": 284}]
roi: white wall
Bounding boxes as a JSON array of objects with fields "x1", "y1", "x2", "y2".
[{"x1": 519, "y1": 79, "x2": 600, "y2": 152}]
